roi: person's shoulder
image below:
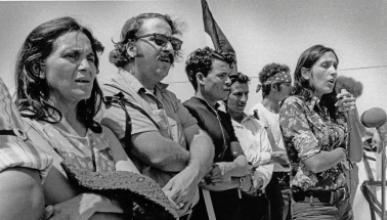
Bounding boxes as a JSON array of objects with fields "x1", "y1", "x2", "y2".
[
  {"x1": 282, "y1": 95, "x2": 305, "y2": 108},
  {"x1": 183, "y1": 97, "x2": 203, "y2": 109}
]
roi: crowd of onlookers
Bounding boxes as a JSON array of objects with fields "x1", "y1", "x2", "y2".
[{"x1": 0, "y1": 12, "x2": 371, "y2": 220}]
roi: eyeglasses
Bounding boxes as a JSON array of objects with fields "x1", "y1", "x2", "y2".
[{"x1": 135, "y1": 33, "x2": 183, "y2": 51}]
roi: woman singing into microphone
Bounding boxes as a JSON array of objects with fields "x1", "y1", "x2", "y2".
[{"x1": 279, "y1": 44, "x2": 363, "y2": 220}]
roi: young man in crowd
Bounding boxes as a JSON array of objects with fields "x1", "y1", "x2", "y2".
[
  {"x1": 249, "y1": 63, "x2": 292, "y2": 220},
  {"x1": 184, "y1": 47, "x2": 250, "y2": 220}
]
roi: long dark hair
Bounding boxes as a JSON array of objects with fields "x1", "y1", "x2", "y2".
[
  {"x1": 15, "y1": 16, "x2": 104, "y2": 132},
  {"x1": 292, "y1": 44, "x2": 340, "y2": 120}
]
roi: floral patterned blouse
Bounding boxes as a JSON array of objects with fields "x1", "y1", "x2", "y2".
[{"x1": 279, "y1": 95, "x2": 349, "y2": 191}]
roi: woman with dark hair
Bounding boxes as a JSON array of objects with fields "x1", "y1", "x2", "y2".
[
  {"x1": 15, "y1": 17, "x2": 140, "y2": 220},
  {"x1": 279, "y1": 44, "x2": 363, "y2": 219}
]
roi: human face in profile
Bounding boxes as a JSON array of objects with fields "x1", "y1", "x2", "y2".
[
  {"x1": 304, "y1": 51, "x2": 338, "y2": 97},
  {"x1": 45, "y1": 31, "x2": 97, "y2": 106},
  {"x1": 201, "y1": 58, "x2": 232, "y2": 104},
  {"x1": 132, "y1": 17, "x2": 182, "y2": 89}
]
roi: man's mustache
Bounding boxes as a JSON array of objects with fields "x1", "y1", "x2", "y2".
[{"x1": 157, "y1": 50, "x2": 174, "y2": 64}]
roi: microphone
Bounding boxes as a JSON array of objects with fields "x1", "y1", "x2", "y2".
[
  {"x1": 361, "y1": 107, "x2": 387, "y2": 154},
  {"x1": 361, "y1": 107, "x2": 387, "y2": 128},
  {"x1": 361, "y1": 109, "x2": 387, "y2": 219}
]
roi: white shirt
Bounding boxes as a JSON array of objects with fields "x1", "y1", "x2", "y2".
[
  {"x1": 232, "y1": 116, "x2": 273, "y2": 189},
  {"x1": 249, "y1": 102, "x2": 290, "y2": 172}
]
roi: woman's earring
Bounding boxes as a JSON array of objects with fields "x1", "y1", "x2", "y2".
[{"x1": 39, "y1": 63, "x2": 46, "y2": 79}]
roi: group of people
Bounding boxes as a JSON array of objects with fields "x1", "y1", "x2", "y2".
[{"x1": 0, "y1": 11, "x2": 364, "y2": 220}]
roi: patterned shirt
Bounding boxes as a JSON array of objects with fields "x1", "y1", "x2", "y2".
[{"x1": 279, "y1": 95, "x2": 348, "y2": 191}]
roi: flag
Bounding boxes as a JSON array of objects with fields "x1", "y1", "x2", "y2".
[{"x1": 201, "y1": 0, "x2": 236, "y2": 58}]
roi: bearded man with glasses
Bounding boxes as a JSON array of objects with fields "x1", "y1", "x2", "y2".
[{"x1": 100, "y1": 13, "x2": 215, "y2": 218}]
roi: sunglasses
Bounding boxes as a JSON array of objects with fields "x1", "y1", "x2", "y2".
[{"x1": 136, "y1": 33, "x2": 183, "y2": 51}]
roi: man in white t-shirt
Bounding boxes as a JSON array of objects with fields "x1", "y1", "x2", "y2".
[{"x1": 248, "y1": 63, "x2": 292, "y2": 220}]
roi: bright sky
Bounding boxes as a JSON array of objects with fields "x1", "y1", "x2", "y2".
[{"x1": 0, "y1": 0, "x2": 386, "y2": 114}]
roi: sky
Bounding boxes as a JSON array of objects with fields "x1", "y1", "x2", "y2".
[{"x1": 0, "y1": 0, "x2": 386, "y2": 114}]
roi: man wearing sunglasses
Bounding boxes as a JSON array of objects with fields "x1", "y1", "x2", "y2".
[
  {"x1": 100, "y1": 13, "x2": 214, "y2": 218},
  {"x1": 249, "y1": 63, "x2": 292, "y2": 220}
]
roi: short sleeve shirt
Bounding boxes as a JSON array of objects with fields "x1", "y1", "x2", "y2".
[
  {"x1": 100, "y1": 70, "x2": 198, "y2": 186},
  {"x1": 183, "y1": 97, "x2": 238, "y2": 162},
  {"x1": 0, "y1": 78, "x2": 52, "y2": 179},
  {"x1": 279, "y1": 95, "x2": 348, "y2": 191},
  {"x1": 100, "y1": 70, "x2": 197, "y2": 149}
]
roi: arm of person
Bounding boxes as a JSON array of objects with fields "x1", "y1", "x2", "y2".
[
  {"x1": 44, "y1": 168, "x2": 126, "y2": 220},
  {"x1": 103, "y1": 127, "x2": 139, "y2": 173},
  {"x1": 0, "y1": 167, "x2": 44, "y2": 220},
  {"x1": 253, "y1": 163, "x2": 273, "y2": 189},
  {"x1": 218, "y1": 141, "x2": 249, "y2": 178},
  {"x1": 280, "y1": 97, "x2": 346, "y2": 173},
  {"x1": 254, "y1": 128, "x2": 274, "y2": 188},
  {"x1": 303, "y1": 148, "x2": 346, "y2": 173},
  {"x1": 162, "y1": 126, "x2": 214, "y2": 215},
  {"x1": 130, "y1": 131, "x2": 190, "y2": 172}
]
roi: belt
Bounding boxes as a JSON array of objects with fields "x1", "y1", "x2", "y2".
[{"x1": 292, "y1": 187, "x2": 347, "y2": 204}]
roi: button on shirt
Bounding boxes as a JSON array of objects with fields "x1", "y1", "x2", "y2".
[{"x1": 279, "y1": 95, "x2": 348, "y2": 191}]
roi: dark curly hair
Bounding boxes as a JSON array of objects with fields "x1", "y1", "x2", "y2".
[
  {"x1": 293, "y1": 44, "x2": 341, "y2": 121},
  {"x1": 185, "y1": 47, "x2": 235, "y2": 91},
  {"x1": 109, "y1": 13, "x2": 182, "y2": 68},
  {"x1": 230, "y1": 72, "x2": 250, "y2": 85},
  {"x1": 15, "y1": 16, "x2": 104, "y2": 132},
  {"x1": 258, "y1": 63, "x2": 290, "y2": 98}
]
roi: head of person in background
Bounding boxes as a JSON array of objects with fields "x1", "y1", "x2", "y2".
[
  {"x1": 185, "y1": 47, "x2": 235, "y2": 106},
  {"x1": 226, "y1": 72, "x2": 250, "y2": 121},
  {"x1": 258, "y1": 63, "x2": 292, "y2": 104},
  {"x1": 109, "y1": 12, "x2": 183, "y2": 89},
  {"x1": 16, "y1": 16, "x2": 104, "y2": 132}
]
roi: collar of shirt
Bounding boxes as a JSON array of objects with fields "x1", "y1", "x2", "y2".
[
  {"x1": 191, "y1": 96, "x2": 220, "y2": 115},
  {"x1": 306, "y1": 95, "x2": 321, "y2": 112}
]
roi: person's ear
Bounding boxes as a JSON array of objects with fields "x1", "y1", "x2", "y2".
[
  {"x1": 196, "y1": 72, "x2": 206, "y2": 84},
  {"x1": 126, "y1": 42, "x2": 137, "y2": 58},
  {"x1": 32, "y1": 62, "x2": 45, "y2": 79},
  {"x1": 301, "y1": 67, "x2": 311, "y2": 80}
]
